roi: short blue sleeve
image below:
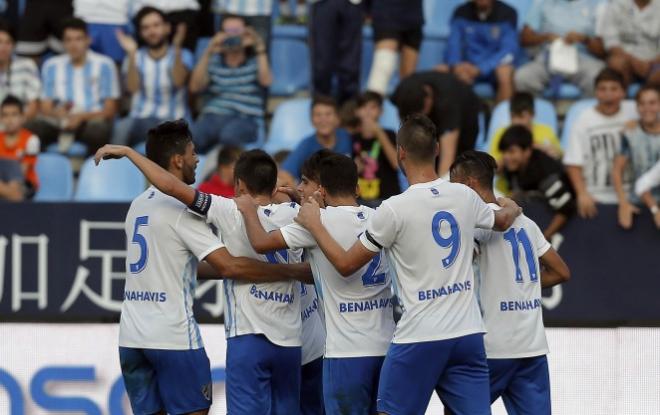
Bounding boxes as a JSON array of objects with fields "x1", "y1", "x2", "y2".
[{"x1": 282, "y1": 136, "x2": 317, "y2": 179}]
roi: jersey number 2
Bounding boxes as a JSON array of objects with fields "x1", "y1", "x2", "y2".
[
  {"x1": 130, "y1": 216, "x2": 149, "y2": 274},
  {"x1": 503, "y1": 228, "x2": 538, "y2": 283}
]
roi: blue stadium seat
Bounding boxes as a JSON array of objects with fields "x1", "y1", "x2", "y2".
[
  {"x1": 398, "y1": 169, "x2": 409, "y2": 191},
  {"x1": 560, "y1": 99, "x2": 597, "y2": 149},
  {"x1": 193, "y1": 154, "x2": 208, "y2": 188},
  {"x1": 270, "y1": 38, "x2": 310, "y2": 96},
  {"x1": 484, "y1": 98, "x2": 558, "y2": 151},
  {"x1": 380, "y1": 100, "x2": 401, "y2": 131},
  {"x1": 475, "y1": 111, "x2": 488, "y2": 151},
  {"x1": 265, "y1": 98, "x2": 315, "y2": 154},
  {"x1": 74, "y1": 157, "x2": 146, "y2": 202},
  {"x1": 502, "y1": 0, "x2": 532, "y2": 29},
  {"x1": 46, "y1": 142, "x2": 88, "y2": 158},
  {"x1": 474, "y1": 83, "x2": 495, "y2": 99},
  {"x1": 424, "y1": 0, "x2": 465, "y2": 37},
  {"x1": 33, "y1": 154, "x2": 74, "y2": 201},
  {"x1": 195, "y1": 37, "x2": 211, "y2": 64},
  {"x1": 416, "y1": 38, "x2": 446, "y2": 70},
  {"x1": 133, "y1": 141, "x2": 146, "y2": 155},
  {"x1": 543, "y1": 82, "x2": 582, "y2": 100}
]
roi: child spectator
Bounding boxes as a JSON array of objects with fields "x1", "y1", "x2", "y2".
[
  {"x1": 499, "y1": 125, "x2": 575, "y2": 239},
  {"x1": 352, "y1": 91, "x2": 400, "y2": 204},
  {"x1": 0, "y1": 95, "x2": 39, "y2": 197},
  {"x1": 0, "y1": 157, "x2": 24, "y2": 201},
  {"x1": 612, "y1": 85, "x2": 660, "y2": 229},
  {"x1": 490, "y1": 92, "x2": 562, "y2": 162},
  {"x1": 198, "y1": 144, "x2": 243, "y2": 197},
  {"x1": 563, "y1": 68, "x2": 637, "y2": 218},
  {"x1": 280, "y1": 95, "x2": 352, "y2": 183}
]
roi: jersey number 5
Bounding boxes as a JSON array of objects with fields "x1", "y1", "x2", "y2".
[
  {"x1": 431, "y1": 211, "x2": 461, "y2": 268},
  {"x1": 130, "y1": 216, "x2": 149, "y2": 274},
  {"x1": 503, "y1": 228, "x2": 538, "y2": 283}
]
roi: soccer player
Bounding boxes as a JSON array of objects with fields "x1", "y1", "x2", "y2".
[
  {"x1": 234, "y1": 153, "x2": 395, "y2": 414},
  {"x1": 95, "y1": 120, "x2": 311, "y2": 415},
  {"x1": 450, "y1": 150, "x2": 571, "y2": 414},
  {"x1": 294, "y1": 114, "x2": 522, "y2": 415},
  {"x1": 96, "y1": 142, "x2": 308, "y2": 415}
]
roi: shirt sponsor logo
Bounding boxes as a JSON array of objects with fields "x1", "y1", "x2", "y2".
[
  {"x1": 249, "y1": 285, "x2": 295, "y2": 304},
  {"x1": 339, "y1": 297, "x2": 393, "y2": 313},
  {"x1": 418, "y1": 280, "x2": 472, "y2": 301},
  {"x1": 500, "y1": 298, "x2": 543, "y2": 311},
  {"x1": 124, "y1": 290, "x2": 167, "y2": 302},
  {"x1": 302, "y1": 298, "x2": 319, "y2": 321}
]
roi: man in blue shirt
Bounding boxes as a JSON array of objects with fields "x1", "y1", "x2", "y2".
[
  {"x1": 280, "y1": 95, "x2": 352, "y2": 183},
  {"x1": 446, "y1": 0, "x2": 518, "y2": 103}
]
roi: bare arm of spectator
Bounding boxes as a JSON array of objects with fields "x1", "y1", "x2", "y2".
[
  {"x1": 116, "y1": 29, "x2": 140, "y2": 94},
  {"x1": 171, "y1": 24, "x2": 189, "y2": 89},
  {"x1": 0, "y1": 179, "x2": 24, "y2": 201},
  {"x1": 438, "y1": 129, "x2": 459, "y2": 177},
  {"x1": 566, "y1": 165, "x2": 597, "y2": 219},
  {"x1": 190, "y1": 32, "x2": 226, "y2": 93},
  {"x1": 244, "y1": 27, "x2": 272, "y2": 87},
  {"x1": 520, "y1": 25, "x2": 557, "y2": 48},
  {"x1": 612, "y1": 153, "x2": 638, "y2": 229}
]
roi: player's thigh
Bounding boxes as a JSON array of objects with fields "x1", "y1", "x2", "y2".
[
  {"x1": 486, "y1": 358, "x2": 520, "y2": 403},
  {"x1": 436, "y1": 334, "x2": 490, "y2": 415},
  {"x1": 501, "y1": 355, "x2": 551, "y2": 415},
  {"x1": 301, "y1": 358, "x2": 325, "y2": 415},
  {"x1": 119, "y1": 347, "x2": 164, "y2": 415},
  {"x1": 145, "y1": 348, "x2": 213, "y2": 415},
  {"x1": 323, "y1": 356, "x2": 384, "y2": 415},
  {"x1": 270, "y1": 345, "x2": 302, "y2": 415},
  {"x1": 377, "y1": 342, "x2": 449, "y2": 415},
  {"x1": 226, "y1": 335, "x2": 272, "y2": 415}
]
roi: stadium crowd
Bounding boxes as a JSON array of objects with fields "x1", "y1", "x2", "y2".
[{"x1": 0, "y1": 0, "x2": 659, "y2": 233}]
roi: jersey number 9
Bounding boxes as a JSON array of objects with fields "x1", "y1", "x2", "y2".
[{"x1": 432, "y1": 211, "x2": 461, "y2": 268}]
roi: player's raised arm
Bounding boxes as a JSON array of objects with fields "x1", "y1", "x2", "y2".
[
  {"x1": 493, "y1": 197, "x2": 523, "y2": 231},
  {"x1": 234, "y1": 194, "x2": 290, "y2": 253},
  {"x1": 539, "y1": 248, "x2": 571, "y2": 289},
  {"x1": 204, "y1": 247, "x2": 313, "y2": 284},
  {"x1": 95, "y1": 144, "x2": 196, "y2": 206},
  {"x1": 295, "y1": 198, "x2": 376, "y2": 277}
]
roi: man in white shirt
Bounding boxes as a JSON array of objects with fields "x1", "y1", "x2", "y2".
[
  {"x1": 450, "y1": 150, "x2": 570, "y2": 415},
  {"x1": 95, "y1": 120, "x2": 312, "y2": 415},
  {"x1": 38, "y1": 18, "x2": 120, "y2": 154},
  {"x1": 235, "y1": 153, "x2": 394, "y2": 414},
  {"x1": 294, "y1": 114, "x2": 522, "y2": 415},
  {"x1": 116, "y1": 6, "x2": 193, "y2": 146},
  {"x1": 563, "y1": 68, "x2": 638, "y2": 218}
]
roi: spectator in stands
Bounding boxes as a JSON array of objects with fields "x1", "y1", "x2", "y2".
[
  {"x1": 190, "y1": 14, "x2": 272, "y2": 153},
  {"x1": 563, "y1": 68, "x2": 638, "y2": 218},
  {"x1": 310, "y1": 0, "x2": 363, "y2": 104},
  {"x1": 0, "y1": 20, "x2": 41, "y2": 121},
  {"x1": 490, "y1": 92, "x2": 562, "y2": 163},
  {"x1": 445, "y1": 0, "x2": 518, "y2": 102},
  {"x1": 213, "y1": 0, "x2": 274, "y2": 49},
  {"x1": 280, "y1": 95, "x2": 351, "y2": 183},
  {"x1": 365, "y1": 0, "x2": 424, "y2": 96},
  {"x1": 0, "y1": 157, "x2": 23, "y2": 201},
  {"x1": 499, "y1": 125, "x2": 575, "y2": 239},
  {"x1": 198, "y1": 144, "x2": 243, "y2": 197},
  {"x1": 37, "y1": 18, "x2": 120, "y2": 155},
  {"x1": 133, "y1": 0, "x2": 202, "y2": 51},
  {"x1": 74, "y1": 0, "x2": 131, "y2": 64},
  {"x1": 600, "y1": 0, "x2": 660, "y2": 87},
  {"x1": 15, "y1": 0, "x2": 73, "y2": 57},
  {"x1": 515, "y1": 0, "x2": 606, "y2": 96},
  {"x1": 612, "y1": 85, "x2": 660, "y2": 229},
  {"x1": 634, "y1": 159, "x2": 660, "y2": 228},
  {"x1": 117, "y1": 6, "x2": 193, "y2": 147},
  {"x1": 0, "y1": 95, "x2": 39, "y2": 197},
  {"x1": 392, "y1": 71, "x2": 482, "y2": 177},
  {"x1": 351, "y1": 91, "x2": 399, "y2": 204}
]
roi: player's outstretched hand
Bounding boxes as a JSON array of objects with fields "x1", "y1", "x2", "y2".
[
  {"x1": 295, "y1": 197, "x2": 321, "y2": 230},
  {"x1": 234, "y1": 194, "x2": 257, "y2": 214},
  {"x1": 94, "y1": 145, "x2": 130, "y2": 166},
  {"x1": 497, "y1": 197, "x2": 523, "y2": 216}
]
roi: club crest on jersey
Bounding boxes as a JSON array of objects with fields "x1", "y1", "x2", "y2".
[
  {"x1": 357, "y1": 211, "x2": 366, "y2": 220},
  {"x1": 201, "y1": 383, "x2": 212, "y2": 401},
  {"x1": 147, "y1": 191, "x2": 155, "y2": 199},
  {"x1": 430, "y1": 188, "x2": 440, "y2": 197},
  {"x1": 264, "y1": 208, "x2": 272, "y2": 216}
]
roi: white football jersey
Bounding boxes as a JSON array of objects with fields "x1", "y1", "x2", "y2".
[
  {"x1": 475, "y1": 204, "x2": 551, "y2": 359},
  {"x1": 281, "y1": 205, "x2": 395, "y2": 358},
  {"x1": 119, "y1": 187, "x2": 224, "y2": 350},
  {"x1": 360, "y1": 178, "x2": 494, "y2": 344},
  {"x1": 300, "y1": 282, "x2": 326, "y2": 365},
  {"x1": 207, "y1": 196, "x2": 303, "y2": 348}
]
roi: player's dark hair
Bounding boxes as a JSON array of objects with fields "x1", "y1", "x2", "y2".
[
  {"x1": 301, "y1": 149, "x2": 335, "y2": 183},
  {"x1": 510, "y1": 92, "x2": 535, "y2": 116},
  {"x1": 635, "y1": 84, "x2": 660, "y2": 102},
  {"x1": 450, "y1": 150, "x2": 497, "y2": 190},
  {"x1": 146, "y1": 119, "x2": 193, "y2": 170},
  {"x1": 357, "y1": 91, "x2": 384, "y2": 108},
  {"x1": 498, "y1": 125, "x2": 533, "y2": 152},
  {"x1": 319, "y1": 154, "x2": 358, "y2": 197},
  {"x1": 61, "y1": 17, "x2": 88, "y2": 36},
  {"x1": 233, "y1": 149, "x2": 278, "y2": 196},
  {"x1": 397, "y1": 113, "x2": 438, "y2": 163},
  {"x1": 391, "y1": 76, "x2": 426, "y2": 120},
  {"x1": 135, "y1": 6, "x2": 168, "y2": 28},
  {"x1": 216, "y1": 144, "x2": 243, "y2": 167},
  {"x1": 0, "y1": 19, "x2": 15, "y2": 42},
  {"x1": 1, "y1": 95, "x2": 23, "y2": 113},
  {"x1": 311, "y1": 95, "x2": 338, "y2": 114},
  {"x1": 595, "y1": 68, "x2": 625, "y2": 89}
]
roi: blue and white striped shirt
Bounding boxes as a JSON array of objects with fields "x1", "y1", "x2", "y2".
[
  {"x1": 203, "y1": 55, "x2": 264, "y2": 118},
  {"x1": 127, "y1": 47, "x2": 194, "y2": 120},
  {"x1": 41, "y1": 51, "x2": 120, "y2": 114},
  {"x1": 213, "y1": 0, "x2": 273, "y2": 16}
]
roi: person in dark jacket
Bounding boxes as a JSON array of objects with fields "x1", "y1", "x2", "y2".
[{"x1": 446, "y1": 0, "x2": 518, "y2": 102}]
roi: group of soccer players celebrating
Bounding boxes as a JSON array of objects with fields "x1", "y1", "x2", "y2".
[{"x1": 95, "y1": 113, "x2": 570, "y2": 415}]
